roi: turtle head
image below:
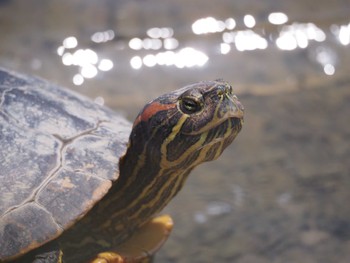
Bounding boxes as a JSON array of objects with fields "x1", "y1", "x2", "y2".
[
  {"x1": 117, "y1": 80, "x2": 243, "y2": 231},
  {"x1": 131, "y1": 80, "x2": 244, "y2": 167}
]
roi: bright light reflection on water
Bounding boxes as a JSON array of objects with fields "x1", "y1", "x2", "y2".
[
  {"x1": 130, "y1": 47, "x2": 208, "y2": 69},
  {"x1": 62, "y1": 53, "x2": 74, "y2": 66},
  {"x1": 225, "y1": 18, "x2": 236, "y2": 30},
  {"x1": 129, "y1": 27, "x2": 178, "y2": 51},
  {"x1": 98, "y1": 59, "x2": 114, "y2": 71},
  {"x1": 130, "y1": 56, "x2": 142, "y2": 69},
  {"x1": 129, "y1": 38, "x2": 143, "y2": 50},
  {"x1": 276, "y1": 33, "x2": 298, "y2": 50},
  {"x1": 163, "y1": 38, "x2": 179, "y2": 50},
  {"x1": 220, "y1": 43, "x2": 231, "y2": 54},
  {"x1": 56, "y1": 14, "x2": 350, "y2": 85},
  {"x1": 337, "y1": 23, "x2": 350, "y2": 45},
  {"x1": 276, "y1": 23, "x2": 326, "y2": 50},
  {"x1": 315, "y1": 46, "x2": 336, "y2": 66},
  {"x1": 235, "y1": 30, "x2": 267, "y2": 51},
  {"x1": 192, "y1": 17, "x2": 226, "y2": 35},
  {"x1": 143, "y1": 54, "x2": 157, "y2": 67},
  {"x1": 73, "y1": 49, "x2": 98, "y2": 66},
  {"x1": 174, "y1": 47, "x2": 208, "y2": 68},
  {"x1": 147, "y1": 27, "x2": 174, "y2": 38},
  {"x1": 324, "y1": 64, "x2": 335, "y2": 75},
  {"x1": 268, "y1": 12, "x2": 289, "y2": 25},
  {"x1": 91, "y1": 30, "x2": 115, "y2": 43},
  {"x1": 314, "y1": 46, "x2": 337, "y2": 76},
  {"x1": 63, "y1": 36, "x2": 78, "y2": 49},
  {"x1": 143, "y1": 38, "x2": 162, "y2": 50},
  {"x1": 223, "y1": 30, "x2": 268, "y2": 52},
  {"x1": 57, "y1": 46, "x2": 65, "y2": 56},
  {"x1": 58, "y1": 35, "x2": 115, "y2": 85},
  {"x1": 243, "y1": 14, "x2": 256, "y2": 28},
  {"x1": 73, "y1": 74, "x2": 84, "y2": 86},
  {"x1": 81, "y1": 64, "x2": 98, "y2": 79}
]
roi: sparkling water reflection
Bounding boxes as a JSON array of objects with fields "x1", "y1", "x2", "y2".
[
  {"x1": 268, "y1": 12, "x2": 289, "y2": 25},
  {"x1": 51, "y1": 9, "x2": 350, "y2": 86}
]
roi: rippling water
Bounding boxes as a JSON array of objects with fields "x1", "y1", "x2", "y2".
[{"x1": 1, "y1": 0, "x2": 350, "y2": 262}]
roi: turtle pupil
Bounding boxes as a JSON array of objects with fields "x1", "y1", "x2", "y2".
[{"x1": 181, "y1": 98, "x2": 201, "y2": 114}]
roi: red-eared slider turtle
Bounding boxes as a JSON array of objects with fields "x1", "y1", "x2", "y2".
[{"x1": 0, "y1": 68, "x2": 244, "y2": 263}]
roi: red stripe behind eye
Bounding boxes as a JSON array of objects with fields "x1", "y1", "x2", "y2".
[{"x1": 134, "y1": 102, "x2": 176, "y2": 127}]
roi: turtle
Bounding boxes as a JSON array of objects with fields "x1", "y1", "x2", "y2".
[{"x1": 0, "y1": 67, "x2": 244, "y2": 263}]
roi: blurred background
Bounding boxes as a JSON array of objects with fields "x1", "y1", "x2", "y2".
[{"x1": 1, "y1": 0, "x2": 350, "y2": 262}]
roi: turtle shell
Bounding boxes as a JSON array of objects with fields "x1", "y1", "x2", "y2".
[{"x1": 0, "y1": 68, "x2": 132, "y2": 261}]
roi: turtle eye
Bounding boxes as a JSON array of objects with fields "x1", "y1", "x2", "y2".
[{"x1": 180, "y1": 97, "x2": 202, "y2": 114}]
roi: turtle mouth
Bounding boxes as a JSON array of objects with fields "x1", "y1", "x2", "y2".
[
  {"x1": 185, "y1": 113, "x2": 243, "y2": 136},
  {"x1": 196, "y1": 116, "x2": 243, "y2": 150},
  {"x1": 220, "y1": 116, "x2": 243, "y2": 139},
  {"x1": 231, "y1": 116, "x2": 243, "y2": 130}
]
